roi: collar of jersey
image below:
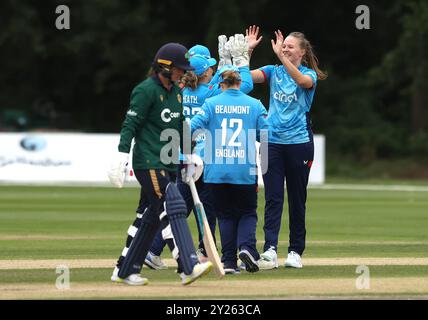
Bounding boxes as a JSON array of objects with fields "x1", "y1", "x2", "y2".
[
  {"x1": 151, "y1": 74, "x2": 176, "y2": 92},
  {"x1": 224, "y1": 88, "x2": 241, "y2": 94}
]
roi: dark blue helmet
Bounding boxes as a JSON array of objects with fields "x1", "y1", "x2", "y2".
[{"x1": 153, "y1": 43, "x2": 194, "y2": 71}]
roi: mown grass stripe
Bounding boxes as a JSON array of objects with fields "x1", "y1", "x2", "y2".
[
  {"x1": 2, "y1": 258, "x2": 428, "y2": 270},
  {"x1": 1, "y1": 265, "x2": 428, "y2": 284},
  {"x1": 2, "y1": 277, "x2": 428, "y2": 300}
]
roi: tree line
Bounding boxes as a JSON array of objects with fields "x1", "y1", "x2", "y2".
[{"x1": 0, "y1": 0, "x2": 427, "y2": 161}]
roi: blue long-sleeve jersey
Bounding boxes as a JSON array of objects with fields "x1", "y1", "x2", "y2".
[
  {"x1": 182, "y1": 66, "x2": 253, "y2": 159},
  {"x1": 260, "y1": 64, "x2": 317, "y2": 144},
  {"x1": 191, "y1": 88, "x2": 268, "y2": 184}
]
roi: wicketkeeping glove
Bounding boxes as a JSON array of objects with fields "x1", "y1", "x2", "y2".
[
  {"x1": 107, "y1": 152, "x2": 129, "y2": 188},
  {"x1": 218, "y1": 35, "x2": 232, "y2": 68},
  {"x1": 230, "y1": 34, "x2": 250, "y2": 68}
]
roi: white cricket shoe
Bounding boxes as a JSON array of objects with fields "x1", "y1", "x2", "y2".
[
  {"x1": 122, "y1": 274, "x2": 149, "y2": 286},
  {"x1": 111, "y1": 266, "x2": 120, "y2": 282},
  {"x1": 144, "y1": 251, "x2": 168, "y2": 270},
  {"x1": 258, "y1": 247, "x2": 279, "y2": 270},
  {"x1": 284, "y1": 251, "x2": 303, "y2": 268},
  {"x1": 181, "y1": 261, "x2": 213, "y2": 285},
  {"x1": 111, "y1": 266, "x2": 149, "y2": 286}
]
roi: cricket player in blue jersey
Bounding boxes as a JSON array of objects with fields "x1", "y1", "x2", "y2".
[
  {"x1": 247, "y1": 26, "x2": 327, "y2": 269},
  {"x1": 145, "y1": 36, "x2": 255, "y2": 268},
  {"x1": 191, "y1": 65, "x2": 269, "y2": 274}
]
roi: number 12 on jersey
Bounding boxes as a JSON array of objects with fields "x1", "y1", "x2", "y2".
[{"x1": 220, "y1": 118, "x2": 243, "y2": 147}]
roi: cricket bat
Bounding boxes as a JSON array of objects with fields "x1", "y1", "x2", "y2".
[{"x1": 188, "y1": 177, "x2": 225, "y2": 278}]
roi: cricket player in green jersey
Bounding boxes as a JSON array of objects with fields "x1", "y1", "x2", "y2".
[{"x1": 108, "y1": 43, "x2": 212, "y2": 286}]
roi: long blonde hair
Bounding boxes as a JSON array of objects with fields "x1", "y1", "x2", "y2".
[{"x1": 289, "y1": 32, "x2": 328, "y2": 80}]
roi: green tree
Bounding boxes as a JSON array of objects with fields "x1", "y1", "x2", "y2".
[{"x1": 368, "y1": 0, "x2": 428, "y2": 155}]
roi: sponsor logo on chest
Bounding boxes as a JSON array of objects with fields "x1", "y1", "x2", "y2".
[
  {"x1": 273, "y1": 90, "x2": 298, "y2": 103},
  {"x1": 161, "y1": 108, "x2": 181, "y2": 123}
]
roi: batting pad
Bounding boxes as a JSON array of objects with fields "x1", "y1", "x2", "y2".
[
  {"x1": 165, "y1": 183, "x2": 199, "y2": 275},
  {"x1": 118, "y1": 216, "x2": 160, "y2": 279}
]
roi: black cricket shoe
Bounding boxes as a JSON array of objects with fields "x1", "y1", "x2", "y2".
[{"x1": 238, "y1": 250, "x2": 259, "y2": 273}]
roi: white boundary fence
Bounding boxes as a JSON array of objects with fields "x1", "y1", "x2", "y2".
[{"x1": 0, "y1": 133, "x2": 325, "y2": 185}]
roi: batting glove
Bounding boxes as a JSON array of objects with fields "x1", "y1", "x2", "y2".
[
  {"x1": 230, "y1": 34, "x2": 250, "y2": 68},
  {"x1": 107, "y1": 152, "x2": 129, "y2": 188},
  {"x1": 181, "y1": 154, "x2": 204, "y2": 184},
  {"x1": 218, "y1": 35, "x2": 232, "y2": 68}
]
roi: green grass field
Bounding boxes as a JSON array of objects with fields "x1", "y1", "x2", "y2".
[{"x1": 0, "y1": 183, "x2": 427, "y2": 299}]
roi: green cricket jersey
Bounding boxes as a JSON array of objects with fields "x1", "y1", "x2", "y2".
[{"x1": 118, "y1": 75, "x2": 185, "y2": 171}]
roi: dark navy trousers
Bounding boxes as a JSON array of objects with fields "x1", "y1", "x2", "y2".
[
  {"x1": 209, "y1": 183, "x2": 259, "y2": 269},
  {"x1": 150, "y1": 171, "x2": 217, "y2": 256},
  {"x1": 262, "y1": 141, "x2": 314, "y2": 256}
]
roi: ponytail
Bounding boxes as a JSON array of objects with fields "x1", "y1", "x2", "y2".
[{"x1": 180, "y1": 71, "x2": 199, "y2": 90}]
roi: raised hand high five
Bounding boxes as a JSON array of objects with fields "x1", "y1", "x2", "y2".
[
  {"x1": 246, "y1": 25, "x2": 263, "y2": 51},
  {"x1": 271, "y1": 30, "x2": 285, "y2": 58}
]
